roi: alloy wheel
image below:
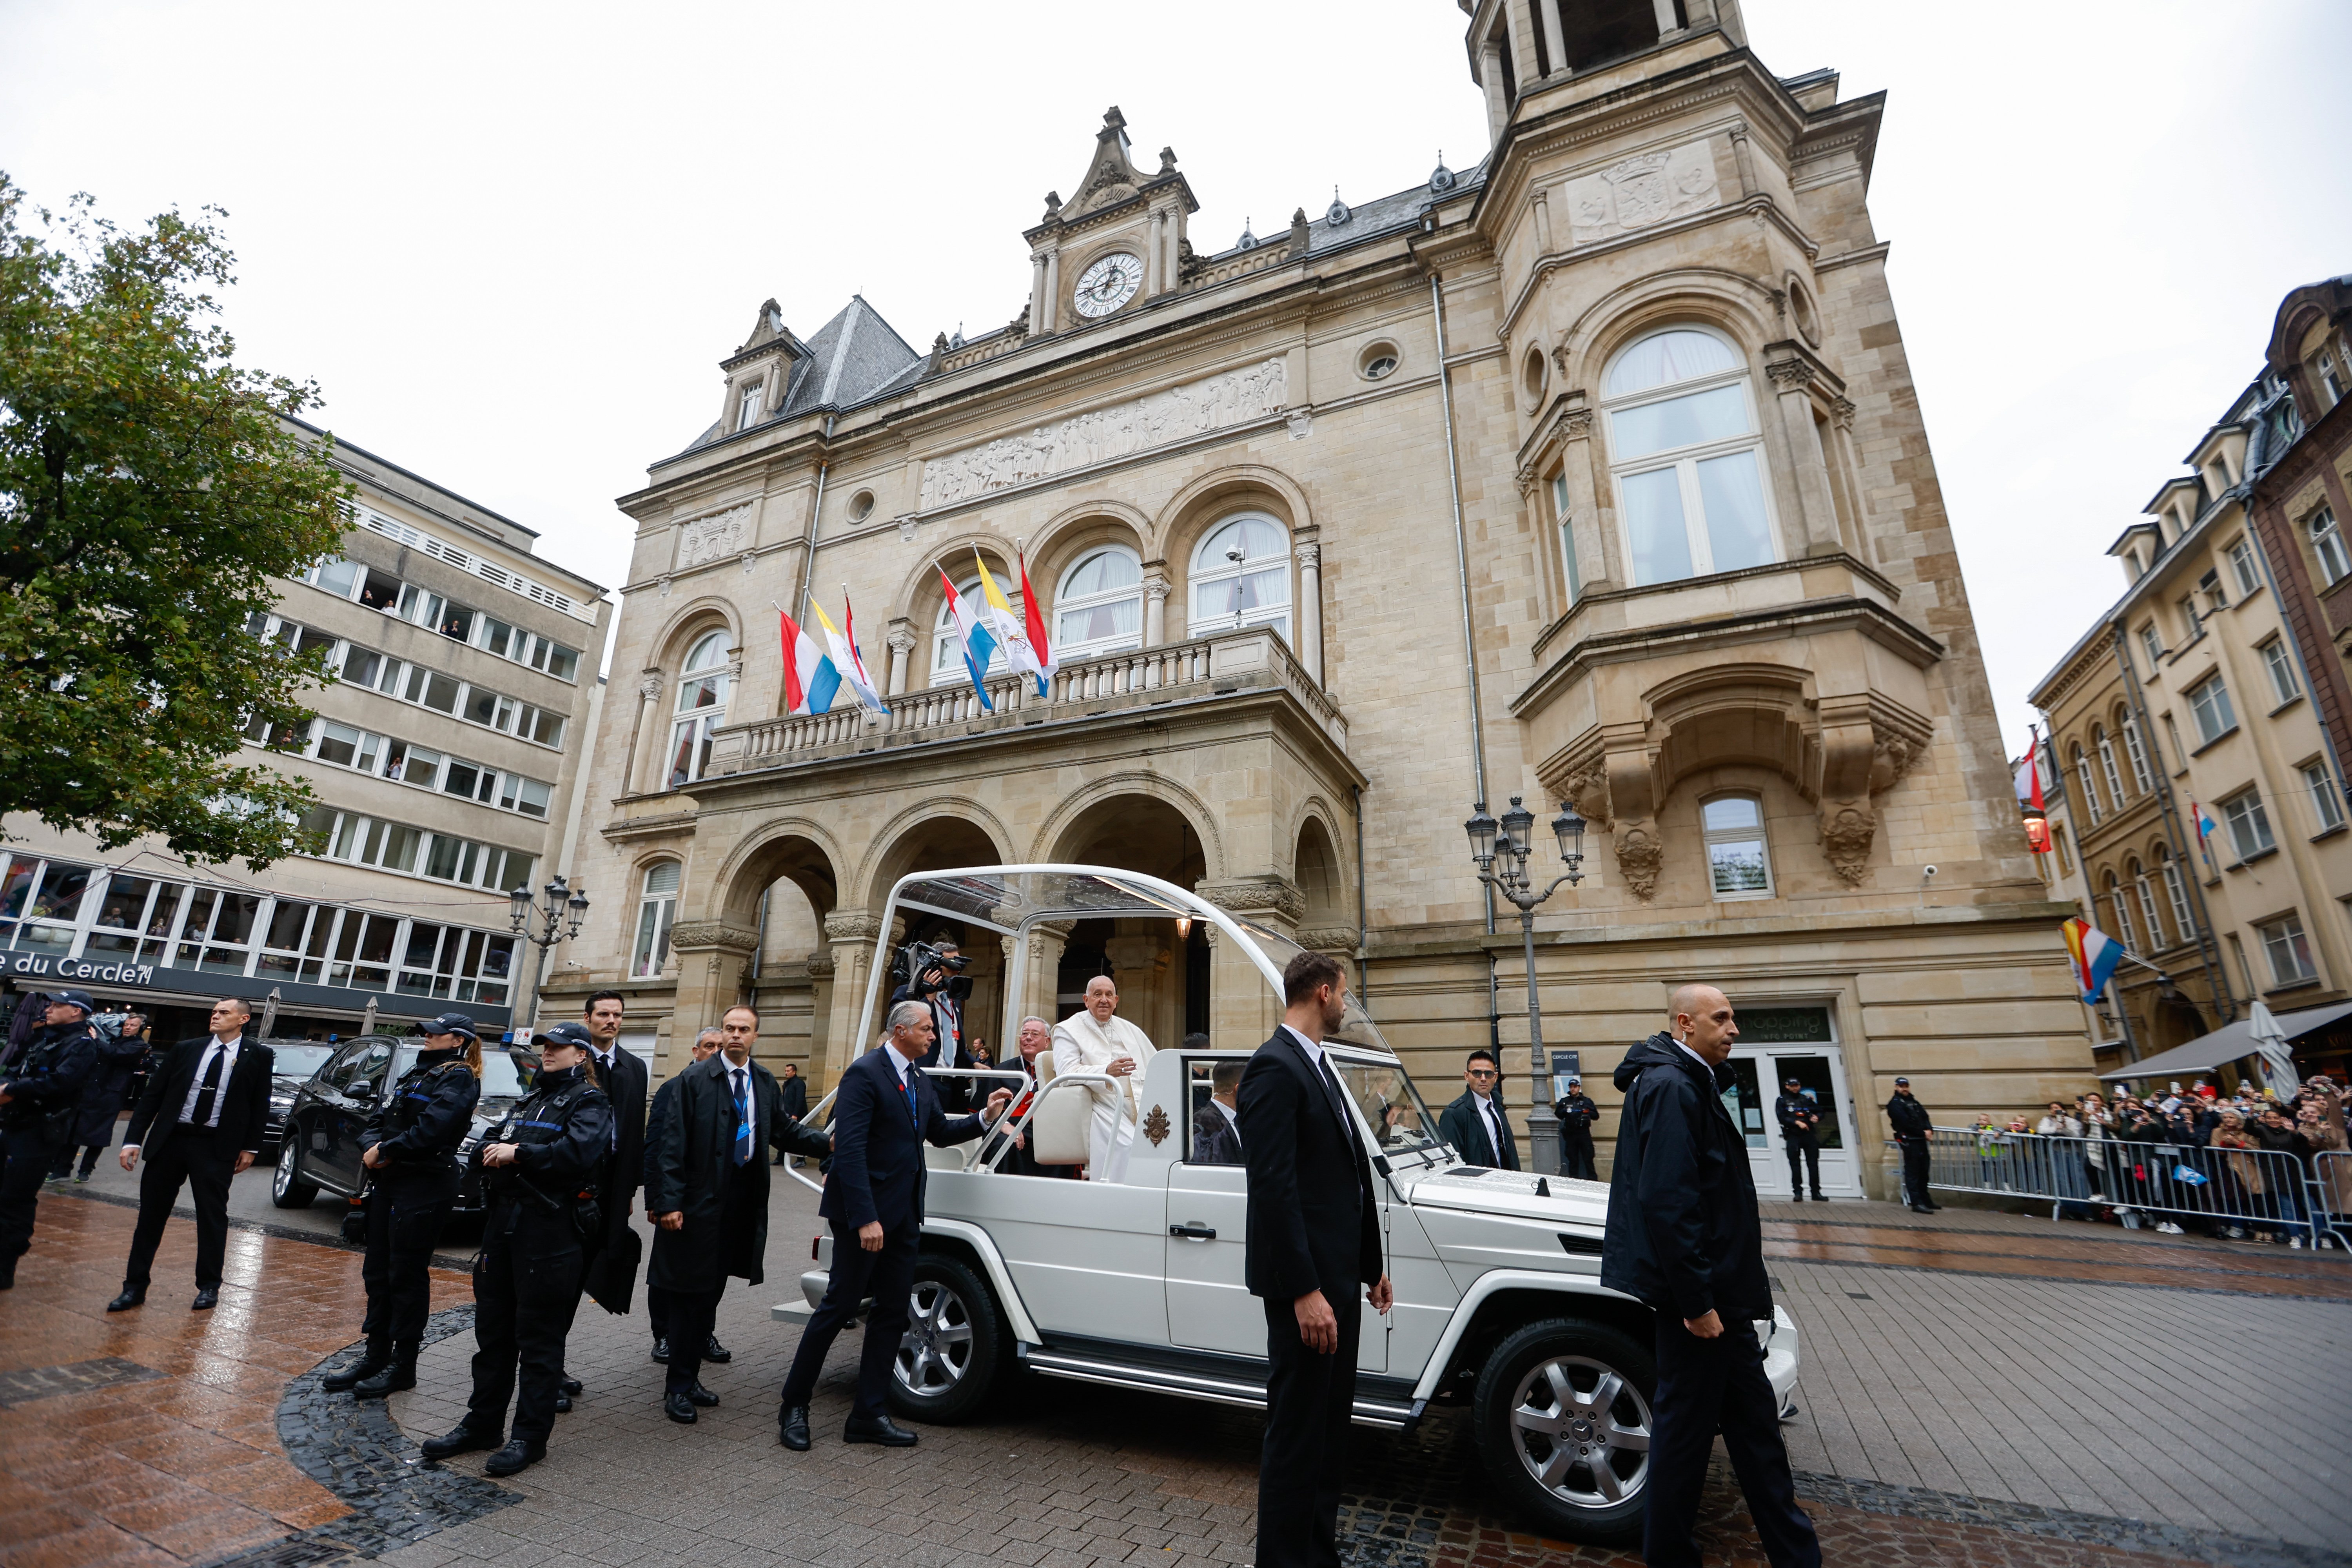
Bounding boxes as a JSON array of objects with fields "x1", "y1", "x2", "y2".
[
  {"x1": 894, "y1": 1278, "x2": 976, "y2": 1396},
  {"x1": 1508, "y1": 1353, "x2": 1652, "y2": 1508}
]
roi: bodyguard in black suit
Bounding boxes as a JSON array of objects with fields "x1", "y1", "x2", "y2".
[
  {"x1": 776, "y1": 1000, "x2": 1010, "y2": 1451},
  {"x1": 1435, "y1": 1049, "x2": 1520, "y2": 1170},
  {"x1": 1599, "y1": 985, "x2": 1819, "y2": 1568},
  {"x1": 643, "y1": 1026, "x2": 723, "y2": 1361},
  {"x1": 769, "y1": 1062, "x2": 809, "y2": 1163},
  {"x1": 1236, "y1": 952, "x2": 1390, "y2": 1568},
  {"x1": 559, "y1": 991, "x2": 648, "y2": 1405},
  {"x1": 112, "y1": 997, "x2": 274, "y2": 1311},
  {"x1": 646, "y1": 1005, "x2": 831, "y2": 1424}
]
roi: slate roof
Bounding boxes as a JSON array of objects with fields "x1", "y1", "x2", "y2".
[{"x1": 1195, "y1": 155, "x2": 1491, "y2": 268}]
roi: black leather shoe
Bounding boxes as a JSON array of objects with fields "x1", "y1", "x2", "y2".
[
  {"x1": 559, "y1": 1375, "x2": 583, "y2": 1396},
  {"x1": 702, "y1": 1335, "x2": 731, "y2": 1364},
  {"x1": 192, "y1": 1288, "x2": 220, "y2": 1310},
  {"x1": 106, "y1": 1289, "x2": 145, "y2": 1312},
  {"x1": 553, "y1": 1393, "x2": 572, "y2": 1414},
  {"x1": 686, "y1": 1382, "x2": 719, "y2": 1407},
  {"x1": 420, "y1": 1424, "x2": 500, "y2": 1461},
  {"x1": 663, "y1": 1391, "x2": 699, "y2": 1425},
  {"x1": 649, "y1": 1338, "x2": 670, "y2": 1363},
  {"x1": 843, "y1": 1413, "x2": 917, "y2": 1446},
  {"x1": 1812, "y1": 1192, "x2": 1830, "y2": 1201},
  {"x1": 779, "y1": 1405, "x2": 811, "y2": 1450},
  {"x1": 1925, "y1": 1202, "x2": 1944, "y2": 1212},
  {"x1": 483, "y1": 1439, "x2": 544, "y2": 1477},
  {"x1": 353, "y1": 1360, "x2": 416, "y2": 1398},
  {"x1": 323, "y1": 1345, "x2": 390, "y2": 1392}
]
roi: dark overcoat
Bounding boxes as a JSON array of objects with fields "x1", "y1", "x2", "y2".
[
  {"x1": 645, "y1": 1053, "x2": 829, "y2": 1293},
  {"x1": 71, "y1": 1029, "x2": 150, "y2": 1147}
]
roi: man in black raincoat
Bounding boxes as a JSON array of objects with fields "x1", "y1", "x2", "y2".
[
  {"x1": 54, "y1": 1013, "x2": 148, "y2": 1183},
  {"x1": 645, "y1": 1004, "x2": 831, "y2": 1424},
  {"x1": 0, "y1": 990, "x2": 101, "y2": 1288}
]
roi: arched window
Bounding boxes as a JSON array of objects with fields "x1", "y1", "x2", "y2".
[
  {"x1": 667, "y1": 632, "x2": 730, "y2": 788},
  {"x1": 2157, "y1": 846, "x2": 2192, "y2": 937},
  {"x1": 632, "y1": 861, "x2": 679, "y2": 978},
  {"x1": 2073, "y1": 744, "x2": 2104, "y2": 825},
  {"x1": 2128, "y1": 858, "x2": 2165, "y2": 949},
  {"x1": 1189, "y1": 513, "x2": 1291, "y2": 642},
  {"x1": 1701, "y1": 794, "x2": 1774, "y2": 900},
  {"x1": 2104, "y1": 872, "x2": 2136, "y2": 951},
  {"x1": 2120, "y1": 714, "x2": 2154, "y2": 793},
  {"x1": 931, "y1": 578, "x2": 1010, "y2": 688},
  {"x1": 2093, "y1": 726, "x2": 2125, "y2": 807},
  {"x1": 1602, "y1": 327, "x2": 1778, "y2": 586},
  {"x1": 1054, "y1": 546, "x2": 1144, "y2": 659}
]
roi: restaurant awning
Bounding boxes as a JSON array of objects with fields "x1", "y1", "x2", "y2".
[{"x1": 2097, "y1": 1000, "x2": 2352, "y2": 1082}]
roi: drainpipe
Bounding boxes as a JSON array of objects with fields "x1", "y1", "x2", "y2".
[
  {"x1": 796, "y1": 415, "x2": 837, "y2": 621},
  {"x1": 1350, "y1": 782, "x2": 1370, "y2": 1001},
  {"x1": 2112, "y1": 624, "x2": 2236, "y2": 1023}
]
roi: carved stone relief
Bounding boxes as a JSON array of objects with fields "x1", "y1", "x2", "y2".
[
  {"x1": 1195, "y1": 874, "x2": 1307, "y2": 927},
  {"x1": 1612, "y1": 820, "x2": 1664, "y2": 902},
  {"x1": 668, "y1": 920, "x2": 761, "y2": 954},
  {"x1": 921, "y1": 359, "x2": 1288, "y2": 508},
  {"x1": 675, "y1": 503, "x2": 755, "y2": 570},
  {"x1": 1563, "y1": 141, "x2": 1721, "y2": 246}
]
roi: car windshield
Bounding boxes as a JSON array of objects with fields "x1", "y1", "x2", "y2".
[
  {"x1": 1330, "y1": 1058, "x2": 1448, "y2": 1161},
  {"x1": 272, "y1": 1044, "x2": 335, "y2": 1079}
]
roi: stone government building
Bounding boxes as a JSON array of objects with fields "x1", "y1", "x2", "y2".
[{"x1": 550, "y1": 0, "x2": 2089, "y2": 1197}]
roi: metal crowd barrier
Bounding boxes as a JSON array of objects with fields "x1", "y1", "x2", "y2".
[{"x1": 1901, "y1": 1128, "x2": 2348, "y2": 1252}]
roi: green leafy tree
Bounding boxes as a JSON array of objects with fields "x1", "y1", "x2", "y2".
[{"x1": 0, "y1": 173, "x2": 348, "y2": 867}]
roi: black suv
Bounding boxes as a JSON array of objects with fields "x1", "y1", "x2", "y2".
[{"x1": 269, "y1": 1034, "x2": 526, "y2": 1220}]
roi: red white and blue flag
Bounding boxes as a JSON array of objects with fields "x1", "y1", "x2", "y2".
[{"x1": 777, "y1": 607, "x2": 840, "y2": 716}]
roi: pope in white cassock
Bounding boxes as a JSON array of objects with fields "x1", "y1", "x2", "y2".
[{"x1": 1050, "y1": 975, "x2": 1156, "y2": 1182}]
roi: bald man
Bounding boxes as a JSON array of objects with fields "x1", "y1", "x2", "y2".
[{"x1": 1600, "y1": 985, "x2": 1818, "y2": 1568}]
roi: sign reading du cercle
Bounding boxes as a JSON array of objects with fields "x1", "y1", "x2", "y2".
[{"x1": 9, "y1": 954, "x2": 160, "y2": 987}]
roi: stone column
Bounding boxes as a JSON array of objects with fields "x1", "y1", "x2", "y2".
[
  {"x1": 1196, "y1": 877, "x2": 1305, "y2": 1048},
  {"x1": 886, "y1": 622, "x2": 916, "y2": 695},
  {"x1": 1764, "y1": 356, "x2": 1843, "y2": 556},
  {"x1": 1553, "y1": 404, "x2": 1616, "y2": 594},
  {"x1": 1029, "y1": 254, "x2": 1048, "y2": 335},
  {"x1": 1650, "y1": 0, "x2": 1680, "y2": 34},
  {"x1": 1481, "y1": 36, "x2": 1509, "y2": 146},
  {"x1": 1531, "y1": 186, "x2": 1553, "y2": 254},
  {"x1": 1143, "y1": 569, "x2": 1171, "y2": 647},
  {"x1": 1728, "y1": 120, "x2": 1757, "y2": 199},
  {"x1": 667, "y1": 919, "x2": 761, "y2": 1042},
  {"x1": 626, "y1": 671, "x2": 664, "y2": 795},
  {"x1": 1294, "y1": 543, "x2": 1323, "y2": 684},
  {"x1": 1145, "y1": 210, "x2": 1164, "y2": 295},
  {"x1": 1537, "y1": 0, "x2": 1567, "y2": 78},
  {"x1": 817, "y1": 911, "x2": 884, "y2": 1089},
  {"x1": 1505, "y1": 1, "x2": 1541, "y2": 96},
  {"x1": 1041, "y1": 249, "x2": 1061, "y2": 334}
]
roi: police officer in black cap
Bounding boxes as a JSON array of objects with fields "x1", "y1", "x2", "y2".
[
  {"x1": 323, "y1": 1012, "x2": 483, "y2": 1397},
  {"x1": 0, "y1": 990, "x2": 102, "y2": 1289},
  {"x1": 421, "y1": 1021, "x2": 611, "y2": 1477},
  {"x1": 1886, "y1": 1076, "x2": 1938, "y2": 1213},
  {"x1": 1774, "y1": 1077, "x2": 1826, "y2": 1201}
]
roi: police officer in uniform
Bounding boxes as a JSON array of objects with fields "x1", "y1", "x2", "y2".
[
  {"x1": 1774, "y1": 1077, "x2": 1826, "y2": 1201},
  {"x1": 420, "y1": 1025, "x2": 611, "y2": 1477},
  {"x1": 0, "y1": 990, "x2": 102, "y2": 1289},
  {"x1": 1886, "y1": 1076, "x2": 1938, "y2": 1213},
  {"x1": 1554, "y1": 1077, "x2": 1601, "y2": 1181},
  {"x1": 323, "y1": 1013, "x2": 483, "y2": 1397}
]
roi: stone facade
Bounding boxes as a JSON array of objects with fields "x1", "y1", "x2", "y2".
[{"x1": 550, "y1": 0, "x2": 2085, "y2": 1196}]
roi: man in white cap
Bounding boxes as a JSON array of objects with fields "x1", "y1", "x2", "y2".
[{"x1": 1051, "y1": 975, "x2": 1156, "y2": 1182}]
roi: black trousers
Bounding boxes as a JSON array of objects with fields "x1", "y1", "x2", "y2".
[
  {"x1": 648, "y1": 1282, "x2": 673, "y2": 1343},
  {"x1": 465, "y1": 1206, "x2": 582, "y2": 1446},
  {"x1": 1256, "y1": 1289, "x2": 1361, "y2": 1568},
  {"x1": 1562, "y1": 1131, "x2": 1598, "y2": 1181},
  {"x1": 124, "y1": 1130, "x2": 235, "y2": 1290},
  {"x1": 1645, "y1": 1317, "x2": 1820, "y2": 1568},
  {"x1": 1784, "y1": 1136, "x2": 1822, "y2": 1198},
  {"x1": 52, "y1": 1139, "x2": 111, "y2": 1179},
  {"x1": 0, "y1": 1124, "x2": 61, "y2": 1269},
  {"x1": 661, "y1": 1280, "x2": 729, "y2": 1396},
  {"x1": 777, "y1": 1216, "x2": 916, "y2": 1421},
  {"x1": 1898, "y1": 1137, "x2": 1931, "y2": 1207},
  {"x1": 359, "y1": 1165, "x2": 459, "y2": 1347}
]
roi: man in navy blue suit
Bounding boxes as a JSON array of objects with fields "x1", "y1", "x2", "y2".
[{"x1": 776, "y1": 1000, "x2": 1011, "y2": 1450}]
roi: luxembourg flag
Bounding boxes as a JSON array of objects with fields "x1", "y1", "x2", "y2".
[
  {"x1": 976, "y1": 552, "x2": 1051, "y2": 697},
  {"x1": 2062, "y1": 916, "x2": 2125, "y2": 1005},
  {"x1": 936, "y1": 568, "x2": 998, "y2": 710},
  {"x1": 777, "y1": 606, "x2": 840, "y2": 716},
  {"x1": 811, "y1": 596, "x2": 887, "y2": 714},
  {"x1": 2189, "y1": 799, "x2": 2219, "y2": 839}
]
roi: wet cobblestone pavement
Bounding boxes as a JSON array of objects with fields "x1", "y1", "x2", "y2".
[{"x1": 2, "y1": 1185, "x2": 2346, "y2": 1568}]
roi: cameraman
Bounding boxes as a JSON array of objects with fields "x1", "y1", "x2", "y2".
[{"x1": 890, "y1": 936, "x2": 975, "y2": 1111}]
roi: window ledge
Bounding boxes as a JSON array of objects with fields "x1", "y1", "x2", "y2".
[
  {"x1": 2227, "y1": 845, "x2": 2281, "y2": 869},
  {"x1": 2264, "y1": 978, "x2": 2323, "y2": 998},
  {"x1": 2169, "y1": 630, "x2": 2209, "y2": 661},
  {"x1": 2189, "y1": 724, "x2": 2240, "y2": 757},
  {"x1": 2314, "y1": 824, "x2": 2349, "y2": 844},
  {"x1": 2268, "y1": 694, "x2": 2306, "y2": 718}
]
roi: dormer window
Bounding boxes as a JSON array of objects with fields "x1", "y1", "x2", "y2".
[
  {"x1": 2311, "y1": 507, "x2": 2348, "y2": 586},
  {"x1": 2198, "y1": 569, "x2": 2228, "y2": 615},
  {"x1": 2319, "y1": 347, "x2": 2346, "y2": 409},
  {"x1": 736, "y1": 386, "x2": 764, "y2": 432}
]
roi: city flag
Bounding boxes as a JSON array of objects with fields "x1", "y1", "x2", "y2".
[
  {"x1": 976, "y1": 552, "x2": 1050, "y2": 696},
  {"x1": 777, "y1": 607, "x2": 840, "y2": 717},
  {"x1": 812, "y1": 597, "x2": 887, "y2": 714},
  {"x1": 2062, "y1": 917, "x2": 2124, "y2": 1004},
  {"x1": 1015, "y1": 549, "x2": 1058, "y2": 692},
  {"x1": 936, "y1": 568, "x2": 998, "y2": 710}
]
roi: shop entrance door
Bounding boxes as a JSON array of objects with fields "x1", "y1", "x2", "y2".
[{"x1": 1729, "y1": 1006, "x2": 1864, "y2": 1199}]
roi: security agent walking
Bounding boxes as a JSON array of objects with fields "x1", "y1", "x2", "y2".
[
  {"x1": 645, "y1": 1005, "x2": 831, "y2": 1425},
  {"x1": 1601, "y1": 985, "x2": 1819, "y2": 1568},
  {"x1": 776, "y1": 1001, "x2": 1010, "y2": 1452},
  {"x1": 1774, "y1": 1078, "x2": 1827, "y2": 1201},
  {"x1": 1237, "y1": 951, "x2": 1391, "y2": 1568},
  {"x1": 321, "y1": 1013, "x2": 483, "y2": 1398},
  {"x1": 1886, "y1": 1076, "x2": 1939, "y2": 1213},
  {"x1": 0, "y1": 990, "x2": 102, "y2": 1290},
  {"x1": 1555, "y1": 1077, "x2": 1601, "y2": 1181},
  {"x1": 420, "y1": 1027, "x2": 611, "y2": 1477},
  {"x1": 113, "y1": 998, "x2": 274, "y2": 1311}
]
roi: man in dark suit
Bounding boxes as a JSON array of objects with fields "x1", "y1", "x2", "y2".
[
  {"x1": 646, "y1": 1005, "x2": 831, "y2": 1425},
  {"x1": 776, "y1": 1001, "x2": 1011, "y2": 1451},
  {"x1": 645, "y1": 1027, "x2": 723, "y2": 1363},
  {"x1": 111, "y1": 996, "x2": 275, "y2": 1311},
  {"x1": 561, "y1": 991, "x2": 648, "y2": 1405},
  {"x1": 769, "y1": 1061, "x2": 809, "y2": 1165},
  {"x1": 980, "y1": 1016, "x2": 1074, "y2": 1178},
  {"x1": 1436, "y1": 1048, "x2": 1520, "y2": 1170},
  {"x1": 1191, "y1": 1059, "x2": 1245, "y2": 1165},
  {"x1": 1600, "y1": 985, "x2": 1819, "y2": 1568},
  {"x1": 1236, "y1": 951, "x2": 1390, "y2": 1568}
]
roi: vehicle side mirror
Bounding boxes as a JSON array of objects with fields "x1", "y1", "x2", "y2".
[{"x1": 348, "y1": 1082, "x2": 378, "y2": 1102}]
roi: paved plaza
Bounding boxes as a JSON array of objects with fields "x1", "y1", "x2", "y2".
[{"x1": 2, "y1": 1179, "x2": 2348, "y2": 1568}]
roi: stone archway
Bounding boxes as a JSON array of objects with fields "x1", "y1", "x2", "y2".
[
  {"x1": 1042, "y1": 792, "x2": 1211, "y2": 1049},
  {"x1": 672, "y1": 829, "x2": 842, "y2": 1075}
]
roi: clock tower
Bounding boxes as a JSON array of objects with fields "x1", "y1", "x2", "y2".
[{"x1": 1022, "y1": 106, "x2": 1197, "y2": 335}]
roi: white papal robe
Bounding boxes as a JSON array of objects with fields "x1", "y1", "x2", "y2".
[{"x1": 1050, "y1": 1010, "x2": 1158, "y2": 1183}]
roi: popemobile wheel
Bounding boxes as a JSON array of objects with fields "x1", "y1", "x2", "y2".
[
  {"x1": 1472, "y1": 1318, "x2": 1657, "y2": 1546},
  {"x1": 884, "y1": 1254, "x2": 1003, "y2": 1424},
  {"x1": 271, "y1": 1132, "x2": 319, "y2": 1209}
]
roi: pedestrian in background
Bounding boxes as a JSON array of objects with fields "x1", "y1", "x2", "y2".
[
  {"x1": 770, "y1": 1060, "x2": 809, "y2": 1166},
  {"x1": 53, "y1": 1012, "x2": 147, "y2": 1184},
  {"x1": 1773, "y1": 1077, "x2": 1824, "y2": 1201},
  {"x1": 113, "y1": 998, "x2": 273, "y2": 1311},
  {"x1": 1886, "y1": 1077, "x2": 1936, "y2": 1213},
  {"x1": 0, "y1": 990, "x2": 101, "y2": 1290},
  {"x1": 1555, "y1": 1077, "x2": 1600, "y2": 1180},
  {"x1": 1601, "y1": 985, "x2": 1820, "y2": 1568}
]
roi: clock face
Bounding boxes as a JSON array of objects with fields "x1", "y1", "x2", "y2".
[{"x1": 1072, "y1": 252, "x2": 1144, "y2": 318}]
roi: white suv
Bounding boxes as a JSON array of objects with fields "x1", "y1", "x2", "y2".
[{"x1": 779, "y1": 867, "x2": 1798, "y2": 1546}]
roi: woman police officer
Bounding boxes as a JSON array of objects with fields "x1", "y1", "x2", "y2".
[
  {"x1": 324, "y1": 1012, "x2": 484, "y2": 1397},
  {"x1": 421, "y1": 1021, "x2": 611, "y2": 1477}
]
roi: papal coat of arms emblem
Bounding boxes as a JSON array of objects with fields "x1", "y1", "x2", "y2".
[{"x1": 1143, "y1": 1105, "x2": 1171, "y2": 1147}]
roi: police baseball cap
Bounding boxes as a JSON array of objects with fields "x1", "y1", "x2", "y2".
[
  {"x1": 51, "y1": 989, "x2": 95, "y2": 1013},
  {"x1": 1893, "y1": 1076, "x2": 1911, "y2": 1086},
  {"x1": 419, "y1": 1012, "x2": 478, "y2": 1041},
  {"x1": 1784, "y1": 1076, "x2": 1802, "y2": 1087},
  {"x1": 531, "y1": 1021, "x2": 593, "y2": 1050}
]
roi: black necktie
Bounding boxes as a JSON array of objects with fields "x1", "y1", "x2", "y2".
[
  {"x1": 189, "y1": 1045, "x2": 227, "y2": 1127},
  {"x1": 1313, "y1": 1051, "x2": 1353, "y2": 1134}
]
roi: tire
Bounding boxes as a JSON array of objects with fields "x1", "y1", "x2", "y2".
[
  {"x1": 272, "y1": 1133, "x2": 320, "y2": 1209},
  {"x1": 1472, "y1": 1317, "x2": 1656, "y2": 1546},
  {"x1": 884, "y1": 1254, "x2": 1003, "y2": 1425}
]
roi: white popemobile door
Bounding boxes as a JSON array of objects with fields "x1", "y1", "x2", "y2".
[
  {"x1": 1163, "y1": 1057, "x2": 1386, "y2": 1371},
  {"x1": 1724, "y1": 1005, "x2": 1864, "y2": 1199}
]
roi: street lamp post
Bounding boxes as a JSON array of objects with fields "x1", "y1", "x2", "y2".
[
  {"x1": 1463, "y1": 796, "x2": 1586, "y2": 1174},
  {"x1": 510, "y1": 876, "x2": 589, "y2": 1039}
]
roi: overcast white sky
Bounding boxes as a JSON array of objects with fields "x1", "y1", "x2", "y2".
[{"x1": 5, "y1": 0, "x2": 2347, "y2": 754}]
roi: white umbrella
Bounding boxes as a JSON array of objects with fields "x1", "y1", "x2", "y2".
[
  {"x1": 361, "y1": 996, "x2": 379, "y2": 1038},
  {"x1": 2247, "y1": 1000, "x2": 2301, "y2": 1098},
  {"x1": 258, "y1": 987, "x2": 281, "y2": 1037}
]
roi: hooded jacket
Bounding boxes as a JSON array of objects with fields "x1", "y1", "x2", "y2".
[{"x1": 1599, "y1": 1032, "x2": 1771, "y2": 1322}]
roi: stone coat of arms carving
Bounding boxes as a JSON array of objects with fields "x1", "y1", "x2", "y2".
[{"x1": 1561, "y1": 140, "x2": 1722, "y2": 247}]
